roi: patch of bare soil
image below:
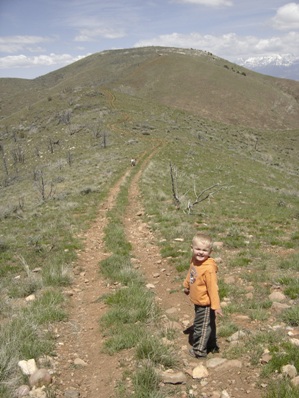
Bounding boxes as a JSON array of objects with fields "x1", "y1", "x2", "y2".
[{"x1": 53, "y1": 151, "x2": 264, "y2": 398}]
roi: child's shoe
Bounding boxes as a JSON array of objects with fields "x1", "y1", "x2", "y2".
[
  {"x1": 208, "y1": 346, "x2": 220, "y2": 354},
  {"x1": 189, "y1": 348, "x2": 206, "y2": 359}
]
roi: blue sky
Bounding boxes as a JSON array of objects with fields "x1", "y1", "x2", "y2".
[{"x1": 1, "y1": 0, "x2": 299, "y2": 79}]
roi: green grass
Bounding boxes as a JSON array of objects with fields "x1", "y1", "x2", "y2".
[
  {"x1": 262, "y1": 341, "x2": 299, "y2": 377},
  {"x1": 136, "y1": 335, "x2": 178, "y2": 368},
  {"x1": 281, "y1": 305, "x2": 299, "y2": 326},
  {"x1": 217, "y1": 321, "x2": 239, "y2": 338},
  {"x1": 132, "y1": 364, "x2": 162, "y2": 398},
  {"x1": 98, "y1": 169, "x2": 176, "y2": 397},
  {"x1": 262, "y1": 380, "x2": 299, "y2": 398}
]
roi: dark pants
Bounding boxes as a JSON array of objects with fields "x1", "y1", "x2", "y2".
[{"x1": 193, "y1": 305, "x2": 218, "y2": 357}]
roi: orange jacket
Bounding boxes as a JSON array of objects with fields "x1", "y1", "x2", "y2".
[{"x1": 183, "y1": 257, "x2": 220, "y2": 310}]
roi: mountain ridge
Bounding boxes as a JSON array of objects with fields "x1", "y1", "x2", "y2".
[{"x1": 1, "y1": 46, "x2": 299, "y2": 130}]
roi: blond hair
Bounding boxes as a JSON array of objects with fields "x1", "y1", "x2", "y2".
[{"x1": 192, "y1": 232, "x2": 213, "y2": 250}]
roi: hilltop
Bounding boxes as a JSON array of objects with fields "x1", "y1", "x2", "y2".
[{"x1": 1, "y1": 46, "x2": 299, "y2": 130}]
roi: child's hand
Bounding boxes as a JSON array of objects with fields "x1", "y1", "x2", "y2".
[
  {"x1": 215, "y1": 308, "x2": 223, "y2": 317},
  {"x1": 183, "y1": 288, "x2": 190, "y2": 295}
]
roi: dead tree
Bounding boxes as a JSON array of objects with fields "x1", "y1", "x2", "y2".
[
  {"x1": 170, "y1": 162, "x2": 224, "y2": 213},
  {"x1": 102, "y1": 130, "x2": 108, "y2": 148},
  {"x1": 34, "y1": 170, "x2": 54, "y2": 201},
  {"x1": 170, "y1": 162, "x2": 180, "y2": 209},
  {"x1": 186, "y1": 183, "x2": 223, "y2": 214},
  {"x1": 0, "y1": 144, "x2": 8, "y2": 176}
]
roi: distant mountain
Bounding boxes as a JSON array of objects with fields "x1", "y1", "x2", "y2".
[{"x1": 237, "y1": 54, "x2": 299, "y2": 81}]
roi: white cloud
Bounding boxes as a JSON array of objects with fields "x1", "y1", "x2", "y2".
[
  {"x1": 134, "y1": 31, "x2": 299, "y2": 59},
  {"x1": 173, "y1": 0, "x2": 233, "y2": 6},
  {"x1": 0, "y1": 53, "x2": 88, "y2": 69},
  {"x1": 74, "y1": 26, "x2": 125, "y2": 41},
  {"x1": 272, "y1": 2, "x2": 299, "y2": 30},
  {"x1": 0, "y1": 36, "x2": 52, "y2": 53}
]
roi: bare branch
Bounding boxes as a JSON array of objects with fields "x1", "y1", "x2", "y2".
[
  {"x1": 186, "y1": 184, "x2": 224, "y2": 214},
  {"x1": 169, "y1": 163, "x2": 225, "y2": 214},
  {"x1": 170, "y1": 162, "x2": 180, "y2": 209}
]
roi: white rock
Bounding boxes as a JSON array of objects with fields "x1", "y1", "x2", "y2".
[
  {"x1": 206, "y1": 357, "x2": 227, "y2": 368},
  {"x1": 146, "y1": 283, "x2": 155, "y2": 289},
  {"x1": 291, "y1": 376, "x2": 299, "y2": 387},
  {"x1": 268, "y1": 292, "x2": 286, "y2": 302},
  {"x1": 281, "y1": 364, "x2": 297, "y2": 378},
  {"x1": 217, "y1": 360, "x2": 242, "y2": 372},
  {"x1": 192, "y1": 364, "x2": 209, "y2": 379},
  {"x1": 18, "y1": 359, "x2": 38, "y2": 376},
  {"x1": 260, "y1": 353, "x2": 272, "y2": 364},
  {"x1": 74, "y1": 358, "x2": 88, "y2": 367},
  {"x1": 221, "y1": 390, "x2": 231, "y2": 398},
  {"x1": 25, "y1": 294, "x2": 36, "y2": 302},
  {"x1": 290, "y1": 338, "x2": 299, "y2": 347},
  {"x1": 160, "y1": 370, "x2": 186, "y2": 384}
]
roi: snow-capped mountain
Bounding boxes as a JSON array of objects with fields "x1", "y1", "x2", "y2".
[{"x1": 237, "y1": 54, "x2": 299, "y2": 81}]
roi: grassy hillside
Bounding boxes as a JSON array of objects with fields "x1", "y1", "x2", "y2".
[
  {"x1": 1, "y1": 46, "x2": 299, "y2": 129},
  {"x1": 0, "y1": 47, "x2": 298, "y2": 397}
]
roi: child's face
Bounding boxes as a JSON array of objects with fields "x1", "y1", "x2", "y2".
[{"x1": 191, "y1": 239, "x2": 212, "y2": 264}]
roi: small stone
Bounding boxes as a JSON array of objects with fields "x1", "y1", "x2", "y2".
[
  {"x1": 192, "y1": 364, "x2": 209, "y2": 379},
  {"x1": 221, "y1": 390, "x2": 230, "y2": 398},
  {"x1": 160, "y1": 370, "x2": 186, "y2": 384},
  {"x1": 29, "y1": 369, "x2": 52, "y2": 388},
  {"x1": 290, "y1": 338, "x2": 299, "y2": 347},
  {"x1": 146, "y1": 283, "x2": 155, "y2": 289},
  {"x1": 291, "y1": 376, "x2": 299, "y2": 387},
  {"x1": 25, "y1": 294, "x2": 36, "y2": 302},
  {"x1": 217, "y1": 360, "x2": 242, "y2": 372},
  {"x1": 281, "y1": 364, "x2": 297, "y2": 378},
  {"x1": 210, "y1": 392, "x2": 221, "y2": 398},
  {"x1": 18, "y1": 359, "x2": 38, "y2": 376},
  {"x1": 64, "y1": 389, "x2": 81, "y2": 398},
  {"x1": 74, "y1": 358, "x2": 88, "y2": 367},
  {"x1": 206, "y1": 357, "x2": 227, "y2": 368},
  {"x1": 260, "y1": 353, "x2": 272, "y2": 364},
  {"x1": 15, "y1": 385, "x2": 30, "y2": 397},
  {"x1": 268, "y1": 292, "x2": 286, "y2": 302}
]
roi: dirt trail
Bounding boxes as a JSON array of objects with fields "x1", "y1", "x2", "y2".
[
  {"x1": 54, "y1": 169, "x2": 131, "y2": 398},
  {"x1": 53, "y1": 147, "x2": 263, "y2": 398}
]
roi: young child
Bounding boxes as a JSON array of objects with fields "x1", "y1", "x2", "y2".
[{"x1": 183, "y1": 232, "x2": 223, "y2": 358}]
